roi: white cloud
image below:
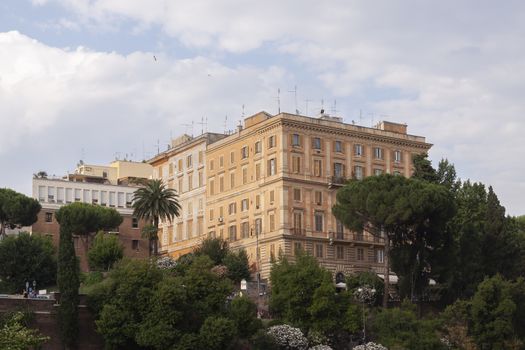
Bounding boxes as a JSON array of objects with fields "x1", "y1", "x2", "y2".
[{"x1": 8, "y1": 1, "x2": 525, "y2": 214}]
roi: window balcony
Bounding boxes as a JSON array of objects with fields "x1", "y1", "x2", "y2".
[{"x1": 328, "y1": 176, "x2": 347, "y2": 188}]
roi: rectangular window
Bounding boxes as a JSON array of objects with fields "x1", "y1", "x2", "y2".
[
  {"x1": 187, "y1": 220, "x2": 193, "y2": 238},
  {"x1": 209, "y1": 179, "x2": 215, "y2": 195},
  {"x1": 315, "y1": 244, "x2": 324, "y2": 258},
  {"x1": 314, "y1": 191, "x2": 322, "y2": 205},
  {"x1": 158, "y1": 166, "x2": 163, "y2": 178},
  {"x1": 209, "y1": 208, "x2": 214, "y2": 221},
  {"x1": 45, "y1": 212, "x2": 53, "y2": 223},
  {"x1": 255, "y1": 163, "x2": 261, "y2": 180},
  {"x1": 188, "y1": 202, "x2": 193, "y2": 215},
  {"x1": 293, "y1": 188, "x2": 301, "y2": 201},
  {"x1": 198, "y1": 198, "x2": 203, "y2": 211},
  {"x1": 229, "y1": 225, "x2": 237, "y2": 241},
  {"x1": 336, "y1": 220, "x2": 344, "y2": 239},
  {"x1": 374, "y1": 147, "x2": 383, "y2": 160},
  {"x1": 374, "y1": 169, "x2": 383, "y2": 176},
  {"x1": 255, "y1": 195, "x2": 261, "y2": 209},
  {"x1": 132, "y1": 240, "x2": 139, "y2": 250},
  {"x1": 132, "y1": 217, "x2": 139, "y2": 228},
  {"x1": 292, "y1": 133, "x2": 301, "y2": 146},
  {"x1": 334, "y1": 162, "x2": 345, "y2": 178},
  {"x1": 241, "y1": 198, "x2": 249, "y2": 211},
  {"x1": 268, "y1": 136, "x2": 276, "y2": 148},
  {"x1": 209, "y1": 159, "x2": 214, "y2": 171},
  {"x1": 376, "y1": 249, "x2": 384, "y2": 263},
  {"x1": 187, "y1": 154, "x2": 193, "y2": 168},
  {"x1": 293, "y1": 212, "x2": 303, "y2": 235},
  {"x1": 354, "y1": 165, "x2": 363, "y2": 180},
  {"x1": 241, "y1": 146, "x2": 248, "y2": 159},
  {"x1": 354, "y1": 144, "x2": 363, "y2": 156},
  {"x1": 336, "y1": 246, "x2": 344, "y2": 260},
  {"x1": 268, "y1": 158, "x2": 276, "y2": 176},
  {"x1": 357, "y1": 248, "x2": 364, "y2": 261},
  {"x1": 294, "y1": 242, "x2": 303, "y2": 256},
  {"x1": 219, "y1": 206, "x2": 224, "y2": 218},
  {"x1": 394, "y1": 150, "x2": 402, "y2": 163},
  {"x1": 219, "y1": 155, "x2": 224, "y2": 167},
  {"x1": 255, "y1": 218, "x2": 262, "y2": 235},
  {"x1": 335, "y1": 140, "x2": 343, "y2": 153},
  {"x1": 230, "y1": 172, "x2": 235, "y2": 188},
  {"x1": 314, "y1": 212, "x2": 323, "y2": 232},
  {"x1": 178, "y1": 178, "x2": 183, "y2": 193},
  {"x1": 178, "y1": 159, "x2": 183, "y2": 172},
  {"x1": 199, "y1": 150, "x2": 203, "y2": 164},
  {"x1": 269, "y1": 213, "x2": 275, "y2": 231},
  {"x1": 242, "y1": 167, "x2": 248, "y2": 184},
  {"x1": 241, "y1": 222, "x2": 250, "y2": 239},
  {"x1": 198, "y1": 171, "x2": 203, "y2": 187},
  {"x1": 228, "y1": 202, "x2": 237, "y2": 215},
  {"x1": 292, "y1": 156, "x2": 301, "y2": 174},
  {"x1": 269, "y1": 190, "x2": 275, "y2": 203},
  {"x1": 219, "y1": 176, "x2": 224, "y2": 192},
  {"x1": 230, "y1": 151, "x2": 235, "y2": 164},
  {"x1": 314, "y1": 159, "x2": 322, "y2": 177},
  {"x1": 312, "y1": 137, "x2": 322, "y2": 150},
  {"x1": 255, "y1": 141, "x2": 262, "y2": 154},
  {"x1": 169, "y1": 163, "x2": 174, "y2": 176},
  {"x1": 188, "y1": 175, "x2": 193, "y2": 190}
]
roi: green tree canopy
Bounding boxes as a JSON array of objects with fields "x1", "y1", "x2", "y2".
[
  {"x1": 0, "y1": 232, "x2": 56, "y2": 293},
  {"x1": 0, "y1": 311, "x2": 50, "y2": 350},
  {"x1": 132, "y1": 179, "x2": 181, "y2": 256},
  {"x1": 87, "y1": 231, "x2": 123, "y2": 271},
  {"x1": 333, "y1": 174, "x2": 455, "y2": 307},
  {"x1": 0, "y1": 188, "x2": 41, "y2": 237},
  {"x1": 223, "y1": 249, "x2": 251, "y2": 283},
  {"x1": 193, "y1": 237, "x2": 229, "y2": 265}
]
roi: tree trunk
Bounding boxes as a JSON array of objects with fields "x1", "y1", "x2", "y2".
[
  {"x1": 153, "y1": 218, "x2": 159, "y2": 257},
  {"x1": 383, "y1": 233, "x2": 390, "y2": 308}
]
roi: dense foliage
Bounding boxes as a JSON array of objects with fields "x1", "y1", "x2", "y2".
[
  {"x1": 0, "y1": 311, "x2": 49, "y2": 350},
  {"x1": 0, "y1": 188, "x2": 41, "y2": 238},
  {"x1": 0, "y1": 232, "x2": 56, "y2": 293},
  {"x1": 132, "y1": 179, "x2": 181, "y2": 256},
  {"x1": 87, "y1": 231, "x2": 123, "y2": 271},
  {"x1": 87, "y1": 238, "x2": 259, "y2": 349}
]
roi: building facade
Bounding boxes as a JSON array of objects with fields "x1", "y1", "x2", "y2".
[
  {"x1": 205, "y1": 111, "x2": 431, "y2": 281},
  {"x1": 31, "y1": 160, "x2": 152, "y2": 271},
  {"x1": 149, "y1": 133, "x2": 227, "y2": 258}
]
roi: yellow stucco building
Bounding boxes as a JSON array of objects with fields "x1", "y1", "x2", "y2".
[{"x1": 152, "y1": 111, "x2": 431, "y2": 282}]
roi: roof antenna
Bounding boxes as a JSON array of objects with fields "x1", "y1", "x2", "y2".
[
  {"x1": 224, "y1": 115, "x2": 228, "y2": 134},
  {"x1": 275, "y1": 88, "x2": 281, "y2": 114},
  {"x1": 242, "y1": 104, "x2": 245, "y2": 118},
  {"x1": 331, "y1": 99, "x2": 338, "y2": 115},
  {"x1": 304, "y1": 98, "x2": 312, "y2": 116},
  {"x1": 182, "y1": 122, "x2": 194, "y2": 137},
  {"x1": 288, "y1": 85, "x2": 299, "y2": 114},
  {"x1": 196, "y1": 116, "x2": 207, "y2": 135}
]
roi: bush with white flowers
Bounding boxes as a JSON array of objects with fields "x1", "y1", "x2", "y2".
[
  {"x1": 267, "y1": 324, "x2": 309, "y2": 350},
  {"x1": 352, "y1": 342, "x2": 388, "y2": 350},
  {"x1": 156, "y1": 256, "x2": 177, "y2": 270},
  {"x1": 309, "y1": 345, "x2": 333, "y2": 350}
]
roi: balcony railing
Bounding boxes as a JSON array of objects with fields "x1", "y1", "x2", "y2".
[
  {"x1": 353, "y1": 233, "x2": 384, "y2": 244},
  {"x1": 291, "y1": 228, "x2": 306, "y2": 236},
  {"x1": 328, "y1": 176, "x2": 347, "y2": 188}
]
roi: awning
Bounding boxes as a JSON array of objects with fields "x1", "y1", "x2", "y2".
[
  {"x1": 335, "y1": 282, "x2": 347, "y2": 289},
  {"x1": 377, "y1": 274, "x2": 398, "y2": 284}
]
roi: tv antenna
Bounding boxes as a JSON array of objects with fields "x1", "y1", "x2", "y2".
[
  {"x1": 288, "y1": 85, "x2": 299, "y2": 114},
  {"x1": 331, "y1": 99, "x2": 339, "y2": 115},
  {"x1": 242, "y1": 104, "x2": 245, "y2": 118},
  {"x1": 304, "y1": 98, "x2": 312, "y2": 116},
  {"x1": 224, "y1": 115, "x2": 228, "y2": 134},
  {"x1": 182, "y1": 121, "x2": 194, "y2": 137},
  {"x1": 196, "y1": 116, "x2": 207, "y2": 135},
  {"x1": 275, "y1": 88, "x2": 281, "y2": 114}
]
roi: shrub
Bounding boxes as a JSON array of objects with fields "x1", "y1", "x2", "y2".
[{"x1": 267, "y1": 324, "x2": 309, "y2": 350}]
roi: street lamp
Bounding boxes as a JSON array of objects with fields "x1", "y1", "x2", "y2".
[{"x1": 355, "y1": 285, "x2": 376, "y2": 346}]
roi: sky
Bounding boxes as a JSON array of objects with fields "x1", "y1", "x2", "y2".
[{"x1": 0, "y1": 0, "x2": 524, "y2": 215}]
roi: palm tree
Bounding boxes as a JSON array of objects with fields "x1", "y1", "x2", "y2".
[{"x1": 132, "y1": 179, "x2": 181, "y2": 256}]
